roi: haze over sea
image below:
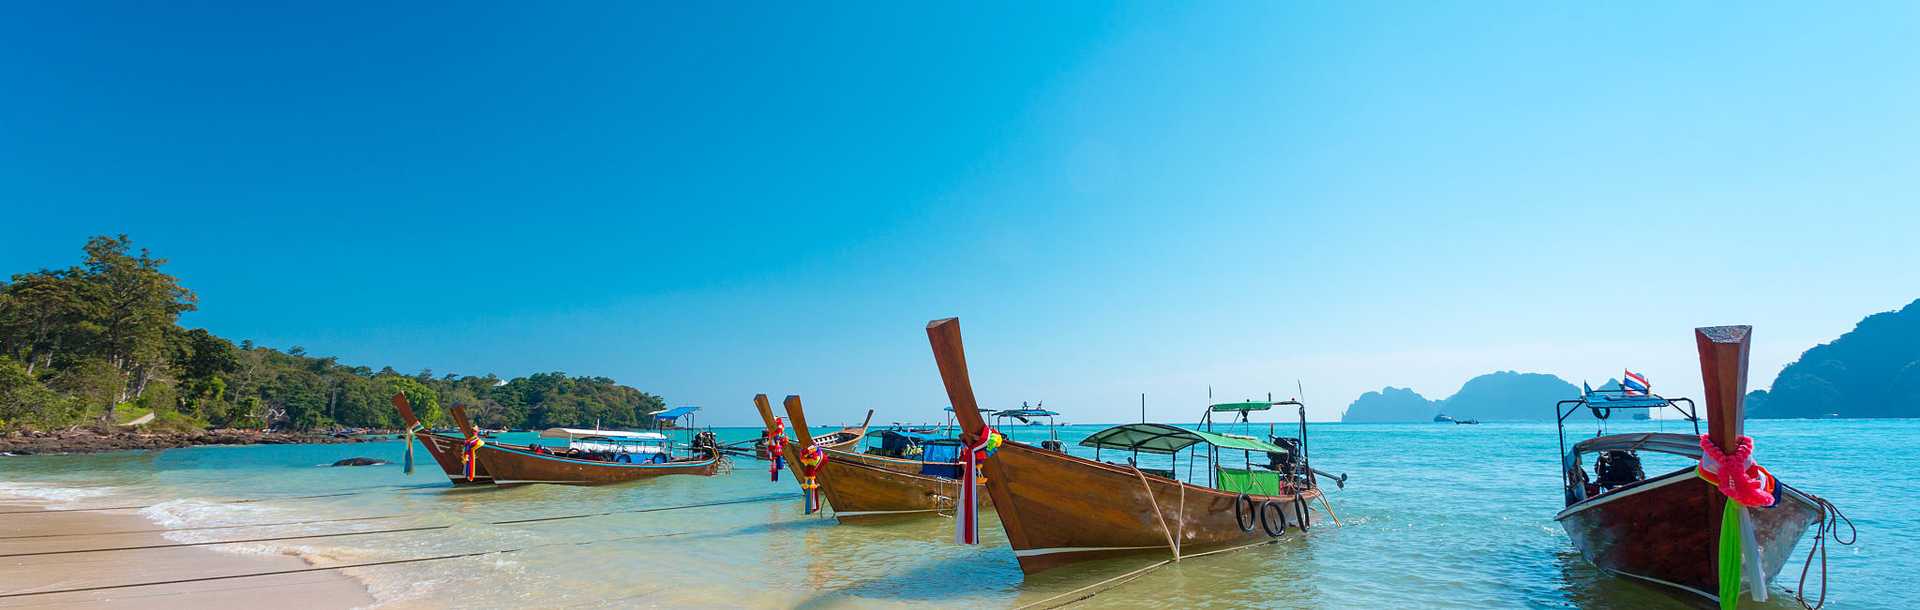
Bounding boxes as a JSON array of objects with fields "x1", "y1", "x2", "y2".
[{"x1": 1, "y1": 419, "x2": 1900, "y2": 609}]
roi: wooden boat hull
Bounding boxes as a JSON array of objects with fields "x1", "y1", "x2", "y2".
[
  {"x1": 1557, "y1": 468, "x2": 1822, "y2": 602},
  {"x1": 813, "y1": 447, "x2": 986, "y2": 521},
  {"x1": 757, "y1": 428, "x2": 864, "y2": 461},
  {"x1": 986, "y1": 440, "x2": 1318, "y2": 574},
  {"x1": 474, "y1": 444, "x2": 721, "y2": 484},
  {"x1": 417, "y1": 432, "x2": 495, "y2": 484}
]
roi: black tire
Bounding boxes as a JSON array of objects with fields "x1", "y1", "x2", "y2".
[
  {"x1": 1294, "y1": 495, "x2": 1312, "y2": 531},
  {"x1": 1592, "y1": 406, "x2": 1611, "y2": 420},
  {"x1": 1259, "y1": 500, "x2": 1287, "y2": 537},
  {"x1": 1234, "y1": 494, "x2": 1258, "y2": 532}
]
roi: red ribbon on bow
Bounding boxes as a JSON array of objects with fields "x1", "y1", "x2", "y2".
[
  {"x1": 955, "y1": 426, "x2": 998, "y2": 545},
  {"x1": 460, "y1": 436, "x2": 484, "y2": 482},
  {"x1": 767, "y1": 417, "x2": 785, "y2": 482},
  {"x1": 1697, "y1": 434, "x2": 1776, "y2": 507}
]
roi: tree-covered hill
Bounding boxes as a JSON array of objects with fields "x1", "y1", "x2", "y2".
[
  {"x1": 0, "y1": 236, "x2": 665, "y2": 432},
  {"x1": 1341, "y1": 371, "x2": 1587, "y2": 422},
  {"x1": 1749, "y1": 298, "x2": 1920, "y2": 419},
  {"x1": 1339, "y1": 387, "x2": 1438, "y2": 422}
]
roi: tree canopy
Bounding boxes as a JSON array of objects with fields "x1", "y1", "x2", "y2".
[{"x1": 0, "y1": 236, "x2": 667, "y2": 431}]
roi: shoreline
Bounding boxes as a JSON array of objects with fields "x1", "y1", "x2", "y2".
[
  {"x1": 0, "y1": 498, "x2": 377, "y2": 609},
  {"x1": 0, "y1": 429, "x2": 387, "y2": 456}
]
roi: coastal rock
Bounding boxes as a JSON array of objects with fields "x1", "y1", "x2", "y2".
[
  {"x1": 1751, "y1": 298, "x2": 1920, "y2": 419},
  {"x1": 330, "y1": 457, "x2": 389, "y2": 466},
  {"x1": 0, "y1": 429, "x2": 374, "y2": 456},
  {"x1": 1341, "y1": 387, "x2": 1439, "y2": 422}
]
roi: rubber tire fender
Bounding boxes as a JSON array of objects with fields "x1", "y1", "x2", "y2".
[
  {"x1": 1259, "y1": 500, "x2": 1288, "y2": 537},
  {"x1": 1293, "y1": 495, "x2": 1312, "y2": 531},
  {"x1": 1234, "y1": 494, "x2": 1258, "y2": 532}
]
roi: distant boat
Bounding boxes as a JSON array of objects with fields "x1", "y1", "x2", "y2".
[
  {"x1": 1454, "y1": 419, "x2": 1480, "y2": 425},
  {"x1": 1433, "y1": 413, "x2": 1457, "y2": 423}
]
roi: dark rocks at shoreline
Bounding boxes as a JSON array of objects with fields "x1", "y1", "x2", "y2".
[
  {"x1": 0, "y1": 429, "x2": 386, "y2": 456},
  {"x1": 330, "y1": 457, "x2": 390, "y2": 466}
]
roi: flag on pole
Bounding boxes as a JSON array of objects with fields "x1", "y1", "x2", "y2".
[{"x1": 1623, "y1": 370, "x2": 1649, "y2": 396}]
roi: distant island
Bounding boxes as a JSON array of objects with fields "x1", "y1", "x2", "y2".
[
  {"x1": 0, "y1": 235, "x2": 667, "y2": 434},
  {"x1": 1341, "y1": 371, "x2": 1585, "y2": 422},
  {"x1": 1749, "y1": 298, "x2": 1920, "y2": 419}
]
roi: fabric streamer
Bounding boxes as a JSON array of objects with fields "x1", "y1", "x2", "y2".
[
  {"x1": 955, "y1": 426, "x2": 1002, "y2": 545},
  {"x1": 767, "y1": 418, "x2": 785, "y2": 483},
  {"x1": 402, "y1": 422, "x2": 423, "y2": 475},
  {"x1": 798, "y1": 444, "x2": 828, "y2": 514},
  {"x1": 461, "y1": 435, "x2": 485, "y2": 482},
  {"x1": 1698, "y1": 434, "x2": 1776, "y2": 608}
]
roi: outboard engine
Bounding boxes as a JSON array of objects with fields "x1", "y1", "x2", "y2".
[
  {"x1": 1266, "y1": 436, "x2": 1304, "y2": 477},
  {"x1": 692, "y1": 431, "x2": 719, "y2": 457},
  {"x1": 1594, "y1": 450, "x2": 1644, "y2": 488},
  {"x1": 1039, "y1": 439, "x2": 1065, "y2": 453}
]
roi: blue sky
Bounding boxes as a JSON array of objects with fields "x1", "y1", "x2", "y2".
[{"x1": 4, "y1": 3, "x2": 1916, "y2": 424}]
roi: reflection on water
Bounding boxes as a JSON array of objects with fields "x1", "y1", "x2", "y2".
[{"x1": 0, "y1": 419, "x2": 1903, "y2": 608}]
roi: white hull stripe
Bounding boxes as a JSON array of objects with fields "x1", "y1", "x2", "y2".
[
  {"x1": 1013, "y1": 545, "x2": 1164, "y2": 558},
  {"x1": 1601, "y1": 567, "x2": 1723, "y2": 601},
  {"x1": 1554, "y1": 470, "x2": 1693, "y2": 521}
]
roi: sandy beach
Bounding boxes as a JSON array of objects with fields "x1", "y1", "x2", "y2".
[{"x1": 0, "y1": 502, "x2": 373, "y2": 610}]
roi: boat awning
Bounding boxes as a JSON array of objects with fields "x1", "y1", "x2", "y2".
[
  {"x1": 1571, "y1": 432, "x2": 1701, "y2": 458},
  {"x1": 1209, "y1": 401, "x2": 1274, "y2": 412},
  {"x1": 1079, "y1": 423, "x2": 1286, "y2": 454},
  {"x1": 879, "y1": 430, "x2": 942, "y2": 443},
  {"x1": 540, "y1": 428, "x2": 668, "y2": 441},
  {"x1": 653, "y1": 406, "x2": 699, "y2": 420},
  {"x1": 946, "y1": 406, "x2": 998, "y2": 415}
]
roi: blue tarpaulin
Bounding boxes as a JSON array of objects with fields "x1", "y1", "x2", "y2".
[{"x1": 654, "y1": 406, "x2": 700, "y2": 420}]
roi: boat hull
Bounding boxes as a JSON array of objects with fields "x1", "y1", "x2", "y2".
[
  {"x1": 986, "y1": 440, "x2": 1318, "y2": 574},
  {"x1": 813, "y1": 447, "x2": 986, "y2": 521},
  {"x1": 416, "y1": 432, "x2": 495, "y2": 484},
  {"x1": 757, "y1": 428, "x2": 863, "y2": 461},
  {"x1": 475, "y1": 444, "x2": 721, "y2": 484},
  {"x1": 1557, "y1": 468, "x2": 1822, "y2": 602}
]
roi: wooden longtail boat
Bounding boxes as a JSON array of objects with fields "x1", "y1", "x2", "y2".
[
  {"x1": 1555, "y1": 326, "x2": 1839, "y2": 606},
  {"x1": 752, "y1": 394, "x2": 988, "y2": 521},
  {"x1": 753, "y1": 409, "x2": 871, "y2": 461},
  {"x1": 926, "y1": 317, "x2": 1334, "y2": 574},
  {"x1": 450, "y1": 405, "x2": 724, "y2": 484}
]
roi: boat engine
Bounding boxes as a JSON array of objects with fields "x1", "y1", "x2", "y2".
[
  {"x1": 1039, "y1": 439, "x2": 1065, "y2": 453},
  {"x1": 1266, "y1": 436, "x2": 1304, "y2": 478},
  {"x1": 1593, "y1": 450, "x2": 1644, "y2": 489},
  {"x1": 692, "y1": 431, "x2": 720, "y2": 456}
]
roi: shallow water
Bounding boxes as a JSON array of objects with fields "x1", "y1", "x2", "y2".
[{"x1": 0, "y1": 419, "x2": 1901, "y2": 609}]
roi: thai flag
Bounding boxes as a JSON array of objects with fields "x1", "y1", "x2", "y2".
[{"x1": 1623, "y1": 370, "x2": 1649, "y2": 396}]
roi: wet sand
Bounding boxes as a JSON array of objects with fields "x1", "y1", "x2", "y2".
[{"x1": 0, "y1": 502, "x2": 374, "y2": 609}]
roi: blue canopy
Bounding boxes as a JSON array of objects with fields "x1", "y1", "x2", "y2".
[
  {"x1": 996, "y1": 409, "x2": 1059, "y2": 418},
  {"x1": 653, "y1": 406, "x2": 700, "y2": 420},
  {"x1": 879, "y1": 429, "x2": 942, "y2": 443}
]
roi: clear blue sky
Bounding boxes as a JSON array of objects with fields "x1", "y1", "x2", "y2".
[{"x1": 4, "y1": 3, "x2": 1916, "y2": 424}]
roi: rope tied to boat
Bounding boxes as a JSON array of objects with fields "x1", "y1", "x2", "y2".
[
  {"x1": 402, "y1": 422, "x2": 423, "y2": 475},
  {"x1": 797, "y1": 443, "x2": 828, "y2": 514},
  {"x1": 955, "y1": 425, "x2": 1001, "y2": 545},
  {"x1": 767, "y1": 417, "x2": 785, "y2": 482},
  {"x1": 1795, "y1": 494, "x2": 1856, "y2": 610},
  {"x1": 460, "y1": 435, "x2": 485, "y2": 482}
]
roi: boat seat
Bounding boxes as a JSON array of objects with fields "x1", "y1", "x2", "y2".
[{"x1": 1217, "y1": 467, "x2": 1281, "y2": 495}]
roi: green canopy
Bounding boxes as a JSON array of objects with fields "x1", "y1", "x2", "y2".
[
  {"x1": 1079, "y1": 423, "x2": 1287, "y2": 454},
  {"x1": 1209, "y1": 401, "x2": 1274, "y2": 412}
]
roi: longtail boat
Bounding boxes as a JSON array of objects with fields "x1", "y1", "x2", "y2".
[
  {"x1": 925, "y1": 317, "x2": 1339, "y2": 574},
  {"x1": 450, "y1": 405, "x2": 724, "y2": 484},
  {"x1": 754, "y1": 409, "x2": 871, "y2": 461},
  {"x1": 1555, "y1": 326, "x2": 1851, "y2": 607},
  {"x1": 753, "y1": 394, "x2": 988, "y2": 521}
]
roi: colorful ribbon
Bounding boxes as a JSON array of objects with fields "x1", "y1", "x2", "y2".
[
  {"x1": 955, "y1": 426, "x2": 1002, "y2": 545},
  {"x1": 767, "y1": 417, "x2": 785, "y2": 483},
  {"x1": 798, "y1": 444, "x2": 828, "y2": 514},
  {"x1": 1697, "y1": 434, "x2": 1777, "y2": 608},
  {"x1": 461, "y1": 435, "x2": 485, "y2": 481},
  {"x1": 402, "y1": 422, "x2": 423, "y2": 475}
]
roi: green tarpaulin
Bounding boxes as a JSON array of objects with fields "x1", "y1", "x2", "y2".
[
  {"x1": 1209, "y1": 401, "x2": 1274, "y2": 412},
  {"x1": 1216, "y1": 467, "x2": 1282, "y2": 495}
]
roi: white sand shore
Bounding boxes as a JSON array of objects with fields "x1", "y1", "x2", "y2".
[{"x1": 0, "y1": 501, "x2": 375, "y2": 609}]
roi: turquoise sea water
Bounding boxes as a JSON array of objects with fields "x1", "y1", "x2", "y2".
[{"x1": 0, "y1": 419, "x2": 1902, "y2": 609}]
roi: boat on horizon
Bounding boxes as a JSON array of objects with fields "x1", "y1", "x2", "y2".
[
  {"x1": 450, "y1": 404, "x2": 724, "y2": 484},
  {"x1": 926, "y1": 317, "x2": 1344, "y2": 574},
  {"x1": 1554, "y1": 326, "x2": 1847, "y2": 606}
]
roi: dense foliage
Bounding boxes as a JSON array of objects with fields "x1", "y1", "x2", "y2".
[
  {"x1": 0, "y1": 236, "x2": 666, "y2": 431},
  {"x1": 1749, "y1": 298, "x2": 1920, "y2": 418}
]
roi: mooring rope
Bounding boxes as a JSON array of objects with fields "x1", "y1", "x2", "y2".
[
  {"x1": 0, "y1": 513, "x2": 408, "y2": 541},
  {"x1": 1795, "y1": 494, "x2": 1857, "y2": 610},
  {"x1": 0, "y1": 483, "x2": 443, "y2": 515},
  {"x1": 2, "y1": 493, "x2": 794, "y2": 557},
  {"x1": 0, "y1": 522, "x2": 732, "y2": 599}
]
